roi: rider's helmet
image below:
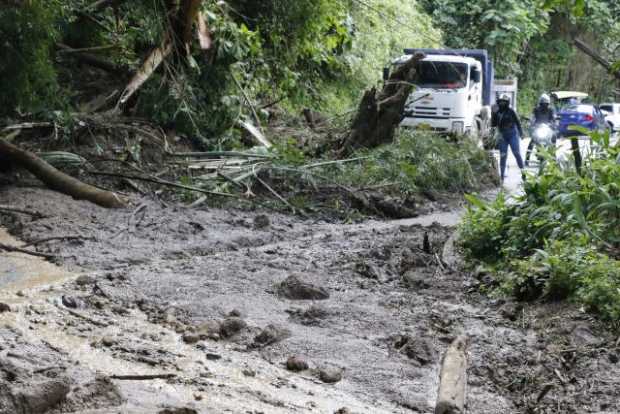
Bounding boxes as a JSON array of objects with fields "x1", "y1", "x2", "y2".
[
  {"x1": 497, "y1": 93, "x2": 511, "y2": 108},
  {"x1": 539, "y1": 93, "x2": 551, "y2": 105}
]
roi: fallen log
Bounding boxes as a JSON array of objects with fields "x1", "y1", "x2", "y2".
[
  {"x1": 0, "y1": 139, "x2": 126, "y2": 209},
  {"x1": 435, "y1": 335, "x2": 469, "y2": 414},
  {"x1": 338, "y1": 52, "x2": 425, "y2": 156}
]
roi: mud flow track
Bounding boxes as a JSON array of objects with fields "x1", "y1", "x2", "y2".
[{"x1": 1, "y1": 187, "x2": 619, "y2": 413}]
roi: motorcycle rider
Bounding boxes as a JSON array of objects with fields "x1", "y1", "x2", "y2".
[
  {"x1": 525, "y1": 93, "x2": 556, "y2": 166},
  {"x1": 491, "y1": 93, "x2": 525, "y2": 182}
]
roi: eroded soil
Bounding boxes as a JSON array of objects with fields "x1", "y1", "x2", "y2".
[{"x1": 1, "y1": 186, "x2": 619, "y2": 414}]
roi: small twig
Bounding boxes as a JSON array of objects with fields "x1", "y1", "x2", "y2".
[
  {"x1": 301, "y1": 156, "x2": 370, "y2": 169},
  {"x1": 0, "y1": 243, "x2": 56, "y2": 259},
  {"x1": 231, "y1": 73, "x2": 265, "y2": 135},
  {"x1": 20, "y1": 235, "x2": 88, "y2": 248},
  {"x1": 254, "y1": 175, "x2": 297, "y2": 214},
  {"x1": 0, "y1": 205, "x2": 46, "y2": 219},
  {"x1": 169, "y1": 151, "x2": 273, "y2": 159},
  {"x1": 110, "y1": 373, "x2": 176, "y2": 380}
]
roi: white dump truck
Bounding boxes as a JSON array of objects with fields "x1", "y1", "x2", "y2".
[{"x1": 386, "y1": 49, "x2": 517, "y2": 137}]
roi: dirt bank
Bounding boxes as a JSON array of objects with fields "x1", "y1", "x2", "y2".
[{"x1": 1, "y1": 186, "x2": 619, "y2": 413}]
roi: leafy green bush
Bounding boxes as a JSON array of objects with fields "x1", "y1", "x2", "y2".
[
  {"x1": 322, "y1": 129, "x2": 495, "y2": 195},
  {"x1": 0, "y1": 1, "x2": 62, "y2": 116},
  {"x1": 458, "y1": 130, "x2": 620, "y2": 320}
]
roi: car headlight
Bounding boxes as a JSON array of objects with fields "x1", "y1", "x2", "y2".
[{"x1": 451, "y1": 121, "x2": 464, "y2": 134}]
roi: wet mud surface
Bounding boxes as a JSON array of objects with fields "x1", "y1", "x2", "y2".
[{"x1": 1, "y1": 186, "x2": 620, "y2": 413}]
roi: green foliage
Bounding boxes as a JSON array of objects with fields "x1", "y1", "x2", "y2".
[
  {"x1": 322, "y1": 130, "x2": 495, "y2": 195},
  {"x1": 420, "y1": 0, "x2": 550, "y2": 77},
  {"x1": 458, "y1": 130, "x2": 620, "y2": 320},
  {"x1": 0, "y1": 1, "x2": 63, "y2": 116}
]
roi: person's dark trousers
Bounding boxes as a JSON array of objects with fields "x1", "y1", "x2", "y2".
[{"x1": 525, "y1": 139, "x2": 535, "y2": 166}]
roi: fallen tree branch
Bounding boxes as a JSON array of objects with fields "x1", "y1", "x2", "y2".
[
  {"x1": 573, "y1": 38, "x2": 620, "y2": 80},
  {"x1": 87, "y1": 170, "x2": 239, "y2": 198},
  {"x1": 109, "y1": 373, "x2": 176, "y2": 380},
  {"x1": 0, "y1": 139, "x2": 126, "y2": 209},
  {"x1": 0, "y1": 242, "x2": 57, "y2": 259},
  {"x1": 56, "y1": 43, "x2": 129, "y2": 75}
]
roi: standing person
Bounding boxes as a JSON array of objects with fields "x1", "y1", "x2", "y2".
[
  {"x1": 525, "y1": 93, "x2": 556, "y2": 166},
  {"x1": 491, "y1": 93, "x2": 525, "y2": 182}
]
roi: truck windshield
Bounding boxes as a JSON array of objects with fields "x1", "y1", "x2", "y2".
[{"x1": 415, "y1": 62, "x2": 468, "y2": 89}]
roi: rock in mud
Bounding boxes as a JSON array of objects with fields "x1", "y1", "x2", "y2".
[
  {"x1": 334, "y1": 408, "x2": 351, "y2": 414},
  {"x1": 355, "y1": 261, "x2": 385, "y2": 282},
  {"x1": 570, "y1": 324, "x2": 602, "y2": 348},
  {"x1": 0, "y1": 303, "x2": 10, "y2": 313},
  {"x1": 206, "y1": 353, "x2": 222, "y2": 361},
  {"x1": 196, "y1": 320, "x2": 221, "y2": 340},
  {"x1": 395, "y1": 336, "x2": 436, "y2": 366},
  {"x1": 219, "y1": 317, "x2": 247, "y2": 338},
  {"x1": 278, "y1": 275, "x2": 330, "y2": 300},
  {"x1": 0, "y1": 378, "x2": 71, "y2": 414},
  {"x1": 286, "y1": 356, "x2": 309, "y2": 372},
  {"x1": 158, "y1": 408, "x2": 198, "y2": 414},
  {"x1": 61, "y1": 295, "x2": 78, "y2": 308},
  {"x1": 101, "y1": 336, "x2": 117, "y2": 347},
  {"x1": 253, "y1": 214, "x2": 270, "y2": 229},
  {"x1": 182, "y1": 333, "x2": 200, "y2": 344},
  {"x1": 402, "y1": 271, "x2": 430, "y2": 289},
  {"x1": 253, "y1": 324, "x2": 291, "y2": 347},
  {"x1": 319, "y1": 366, "x2": 343, "y2": 384},
  {"x1": 75, "y1": 275, "x2": 96, "y2": 286},
  {"x1": 228, "y1": 309, "x2": 242, "y2": 317},
  {"x1": 499, "y1": 302, "x2": 523, "y2": 321}
]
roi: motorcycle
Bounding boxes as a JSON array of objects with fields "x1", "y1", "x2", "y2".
[{"x1": 528, "y1": 121, "x2": 557, "y2": 171}]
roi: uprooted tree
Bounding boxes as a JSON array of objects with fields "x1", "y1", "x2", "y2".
[{"x1": 338, "y1": 52, "x2": 425, "y2": 157}]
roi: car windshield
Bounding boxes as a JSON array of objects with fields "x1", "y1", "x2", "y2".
[
  {"x1": 600, "y1": 105, "x2": 613, "y2": 113},
  {"x1": 415, "y1": 62, "x2": 468, "y2": 89}
]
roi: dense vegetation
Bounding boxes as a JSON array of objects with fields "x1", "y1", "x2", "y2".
[
  {"x1": 459, "y1": 131, "x2": 620, "y2": 321},
  {"x1": 0, "y1": 0, "x2": 440, "y2": 141}
]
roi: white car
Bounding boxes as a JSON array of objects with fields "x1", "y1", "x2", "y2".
[{"x1": 600, "y1": 103, "x2": 620, "y2": 131}]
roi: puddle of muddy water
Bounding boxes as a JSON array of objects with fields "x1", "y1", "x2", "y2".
[{"x1": 0, "y1": 228, "x2": 75, "y2": 298}]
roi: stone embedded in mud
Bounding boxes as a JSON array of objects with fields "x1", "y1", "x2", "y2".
[
  {"x1": 334, "y1": 408, "x2": 351, "y2": 414},
  {"x1": 228, "y1": 309, "x2": 242, "y2": 317},
  {"x1": 219, "y1": 317, "x2": 248, "y2": 338},
  {"x1": 286, "y1": 356, "x2": 309, "y2": 372},
  {"x1": 402, "y1": 271, "x2": 430, "y2": 289},
  {"x1": 355, "y1": 261, "x2": 385, "y2": 282},
  {"x1": 206, "y1": 353, "x2": 222, "y2": 361},
  {"x1": 395, "y1": 336, "x2": 437, "y2": 366},
  {"x1": 0, "y1": 378, "x2": 71, "y2": 414},
  {"x1": 499, "y1": 302, "x2": 522, "y2": 322},
  {"x1": 570, "y1": 324, "x2": 602, "y2": 348},
  {"x1": 196, "y1": 320, "x2": 221, "y2": 340},
  {"x1": 278, "y1": 275, "x2": 330, "y2": 300},
  {"x1": 319, "y1": 366, "x2": 343, "y2": 384},
  {"x1": 61, "y1": 295, "x2": 79, "y2": 309},
  {"x1": 253, "y1": 214, "x2": 270, "y2": 229},
  {"x1": 182, "y1": 333, "x2": 200, "y2": 344},
  {"x1": 0, "y1": 303, "x2": 10, "y2": 313},
  {"x1": 158, "y1": 408, "x2": 198, "y2": 414},
  {"x1": 253, "y1": 324, "x2": 291, "y2": 347},
  {"x1": 101, "y1": 336, "x2": 117, "y2": 347},
  {"x1": 75, "y1": 275, "x2": 96, "y2": 286}
]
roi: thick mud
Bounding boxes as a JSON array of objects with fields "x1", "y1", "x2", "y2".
[{"x1": 1, "y1": 186, "x2": 619, "y2": 413}]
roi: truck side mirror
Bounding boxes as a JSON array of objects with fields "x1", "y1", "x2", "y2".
[
  {"x1": 383, "y1": 67, "x2": 390, "y2": 81},
  {"x1": 470, "y1": 69, "x2": 481, "y2": 83}
]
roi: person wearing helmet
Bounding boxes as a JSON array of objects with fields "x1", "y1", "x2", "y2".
[
  {"x1": 491, "y1": 93, "x2": 525, "y2": 182},
  {"x1": 525, "y1": 93, "x2": 557, "y2": 166}
]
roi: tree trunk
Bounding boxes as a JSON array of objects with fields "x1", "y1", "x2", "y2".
[
  {"x1": 0, "y1": 139, "x2": 126, "y2": 209},
  {"x1": 338, "y1": 52, "x2": 425, "y2": 156}
]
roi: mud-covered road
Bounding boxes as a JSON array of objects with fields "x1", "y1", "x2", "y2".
[{"x1": 1, "y1": 186, "x2": 619, "y2": 414}]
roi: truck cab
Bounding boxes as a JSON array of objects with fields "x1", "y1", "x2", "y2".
[{"x1": 399, "y1": 54, "x2": 485, "y2": 135}]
